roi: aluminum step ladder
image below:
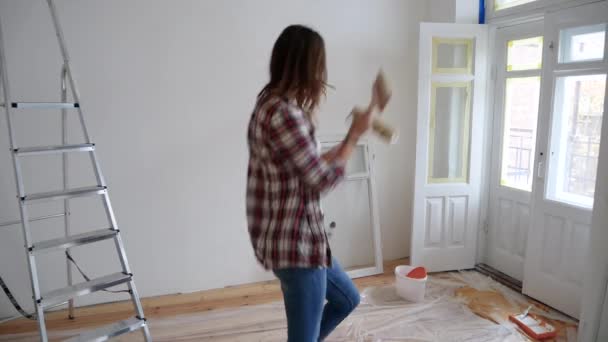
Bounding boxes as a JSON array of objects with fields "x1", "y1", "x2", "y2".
[{"x1": 0, "y1": 1, "x2": 151, "y2": 341}]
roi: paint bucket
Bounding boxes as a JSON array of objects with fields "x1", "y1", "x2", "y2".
[{"x1": 394, "y1": 265, "x2": 427, "y2": 302}]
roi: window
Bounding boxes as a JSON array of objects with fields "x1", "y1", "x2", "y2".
[
  {"x1": 500, "y1": 77, "x2": 541, "y2": 191},
  {"x1": 499, "y1": 36, "x2": 543, "y2": 191},
  {"x1": 546, "y1": 74, "x2": 606, "y2": 208},
  {"x1": 495, "y1": 0, "x2": 537, "y2": 11},
  {"x1": 559, "y1": 24, "x2": 606, "y2": 64}
]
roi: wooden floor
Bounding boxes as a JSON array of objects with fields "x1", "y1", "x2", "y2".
[{"x1": 0, "y1": 259, "x2": 406, "y2": 335}]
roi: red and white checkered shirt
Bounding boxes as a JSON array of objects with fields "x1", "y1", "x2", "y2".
[{"x1": 246, "y1": 96, "x2": 345, "y2": 270}]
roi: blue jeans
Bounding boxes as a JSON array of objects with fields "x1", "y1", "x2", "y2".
[{"x1": 273, "y1": 258, "x2": 360, "y2": 342}]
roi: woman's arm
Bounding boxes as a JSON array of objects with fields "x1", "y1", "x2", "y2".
[
  {"x1": 321, "y1": 145, "x2": 341, "y2": 163},
  {"x1": 268, "y1": 105, "x2": 371, "y2": 194}
]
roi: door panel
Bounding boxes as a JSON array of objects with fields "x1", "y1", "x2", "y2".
[
  {"x1": 487, "y1": 22, "x2": 543, "y2": 281},
  {"x1": 496, "y1": 198, "x2": 529, "y2": 256},
  {"x1": 523, "y1": 2, "x2": 608, "y2": 318},
  {"x1": 448, "y1": 196, "x2": 467, "y2": 245},
  {"x1": 412, "y1": 23, "x2": 488, "y2": 272},
  {"x1": 425, "y1": 197, "x2": 444, "y2": 246}
]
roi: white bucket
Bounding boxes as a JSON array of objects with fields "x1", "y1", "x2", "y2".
[{"x1": 394, "y1": 265, "x2": 427, "y2": 302}]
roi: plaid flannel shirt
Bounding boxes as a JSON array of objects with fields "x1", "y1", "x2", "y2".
[{"x1": 246, "y1": 96, "x2": 345, "y2": 269}]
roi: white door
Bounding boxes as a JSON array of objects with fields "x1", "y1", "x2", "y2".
[
  {"x1": 411, "y1": 23, "x2": 488, "y2": 272},
  {"x1": 523, "y1": 1, "x2": 608, "y2": 318},
  {"x1": 486, "y1": 22, "x2": 544, "y2": 281}
]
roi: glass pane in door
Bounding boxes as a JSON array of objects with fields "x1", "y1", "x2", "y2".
[
  {"x1": 546, "y1": 74, "x2": 607, "y2": 208},
  {"x1": 558, "y1": 24, "x2": 606, "y2": 64},
  {"x1": 428, "y1": 82, "x2": 472, "y2": 183},
  {"x1": 500, "y1": 77, "x2": 541, "y2": 191}
]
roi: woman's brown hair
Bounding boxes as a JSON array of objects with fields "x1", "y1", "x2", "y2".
[{"x1": 258, "y1": 25, "x2": 328, "y2": 117}]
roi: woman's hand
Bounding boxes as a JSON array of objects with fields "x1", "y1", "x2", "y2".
[
  {"x1": 324, "y1": 107, "x2": 374, "y2": 166},
  {"x1": 347, "y1": 106, "x2": 373, "y2": 142},
  {"x1": 321, "y1": 145, "x2": 340, "y2": 162}
]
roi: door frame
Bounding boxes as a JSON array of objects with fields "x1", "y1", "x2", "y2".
[{"x1": 318, "y1": 135, "x2": 383, "y2": 279}]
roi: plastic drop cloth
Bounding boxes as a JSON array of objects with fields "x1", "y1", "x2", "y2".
[{"x1": 0, "y1": 271, "x2": 577, "y2": 342}]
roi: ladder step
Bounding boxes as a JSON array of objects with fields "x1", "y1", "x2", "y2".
[
  {"x1": 31, "y1": 228, "x2": 117, "y2": 254},
  {"x1": 23, "y1": 186, "x2": 106, "y2": 203},
  {"x1": 41, "y1": 272, "x2": 132, "y2": 309},
  {"x1": 1, "y1": 102, "x2": 79, "y2": 109},
  {"x1": 65, "y1": 317, "x2": 146, "y2": 342},
  {"x1": 14, "y1": 143, "x2": 94, "y2": 156}
]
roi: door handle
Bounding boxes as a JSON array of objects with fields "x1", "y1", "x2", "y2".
[{"x1": 537, "y1": 152, "x2": 544, "y2": 179}]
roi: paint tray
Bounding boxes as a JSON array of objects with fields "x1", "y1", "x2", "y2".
[{"x1": 509, "y1": 312, "x2": 557, "y2": 340}]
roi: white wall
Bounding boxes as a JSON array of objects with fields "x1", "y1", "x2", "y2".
[
  {"x1": 0, "y1": 0, "x2": 426, "y2": 317},
  {"x1": 426, "y1": 0, "x2": 479, "y2": 24},
  {"x1": 455, "y1": 0, "x2": 480, "y2": 24},
  {"x1": 427, "y1": 0, "x2": 457, "y2": 22}
]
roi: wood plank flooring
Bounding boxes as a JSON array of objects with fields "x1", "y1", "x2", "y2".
[{"x1": 0, "y1": 259, "x2": 406, "y2": 335}]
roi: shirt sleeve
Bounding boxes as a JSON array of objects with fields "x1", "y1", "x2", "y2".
[{"x1": 268, "y1": 104, "x2": 345, "y2": 194}]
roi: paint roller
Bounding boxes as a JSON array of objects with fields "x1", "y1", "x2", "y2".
[{"x1": 351, "y1": 70, "x2": 398, "y2": 144}]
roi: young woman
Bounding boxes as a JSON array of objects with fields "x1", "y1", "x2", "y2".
[{"x1": 246, "y1": 25, "x2": 373, "y2": 341}]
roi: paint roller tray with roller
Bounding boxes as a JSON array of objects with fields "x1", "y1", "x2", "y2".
[{"x1": 394, "y1": 265, "x2": 427, "y2": 302}]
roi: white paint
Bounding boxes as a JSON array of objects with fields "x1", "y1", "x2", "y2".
[
  {"x1": 411, "y1": 23, "x2": 488, "y2": 272},
  {"x1": 0, "y1": 0, "x2": 426, "y2": 317},
  {"x1": 523, "y1": 1, "x2": 608, "y2": 319}
]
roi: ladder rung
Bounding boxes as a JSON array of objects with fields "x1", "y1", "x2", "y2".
[
  {"x1": 41, "y1": 272, "x2": 132, "y2": 309},
  {"x1": 32, "y1": 228, "x2": 117, "y2": 254},
  {"x1": 23, "y1": 186, "x2": 106, "y2": 203},
  {"x1": 2, "y1": 102, "x2": 79, "y2": 109},
  {"x1": 14, "y1": 143, "x2": 94, "y2": 156},
  {"x1": 65, "y1": 317, "x2": 145, "y2": 342}
]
